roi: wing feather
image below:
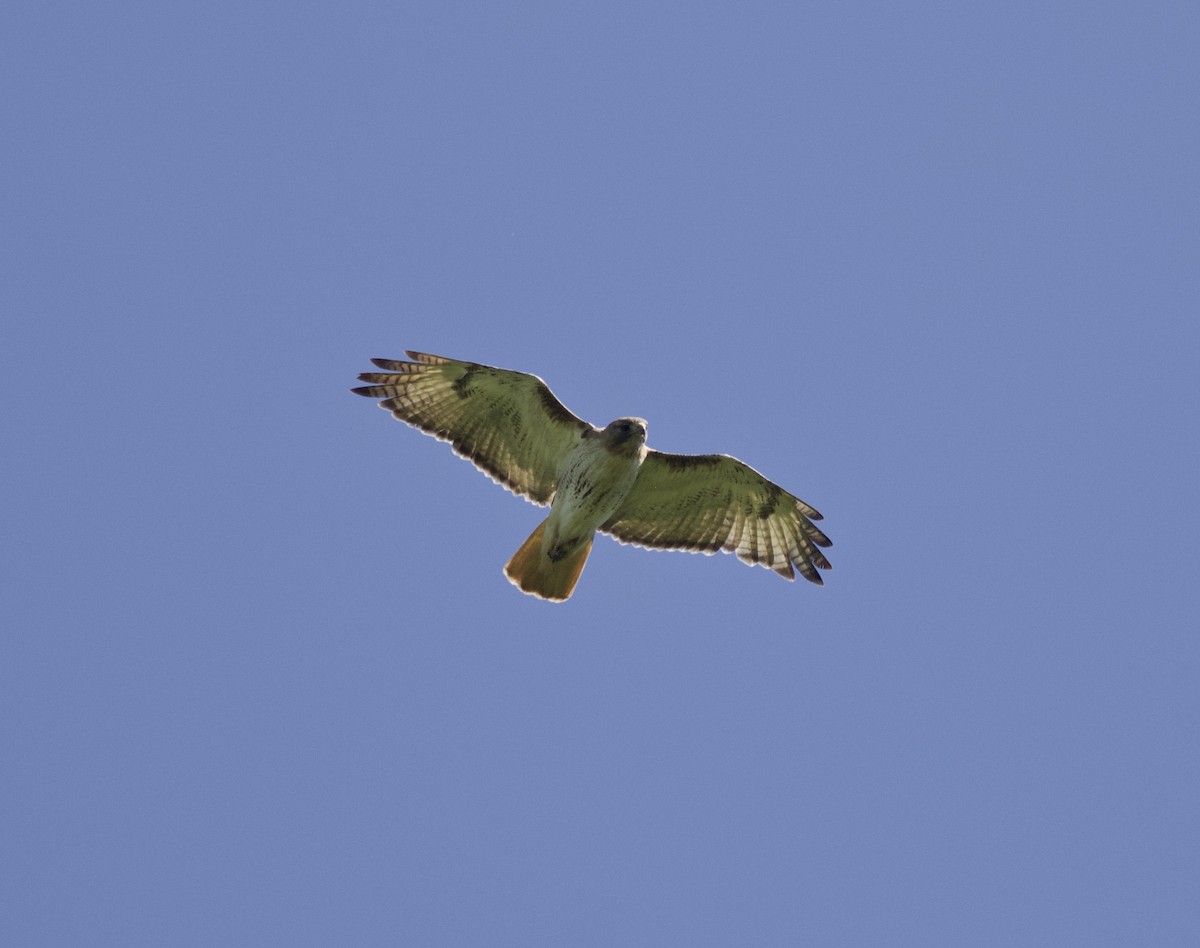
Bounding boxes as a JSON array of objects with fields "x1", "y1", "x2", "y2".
[
  {"x1": 599, "y1": 451, "x2": 832, "y2": 584},
  {"x1": 351, "y1": 351, "x2": 589, "y2": 504}
]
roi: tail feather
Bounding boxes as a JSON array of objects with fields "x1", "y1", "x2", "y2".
[{"x1": 504, "y1": 520, "x2": 592, "y2": 602}]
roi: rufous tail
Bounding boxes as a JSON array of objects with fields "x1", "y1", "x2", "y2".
[{"x1": 503, "y1": 519, "x2": 592, "y2": 602}]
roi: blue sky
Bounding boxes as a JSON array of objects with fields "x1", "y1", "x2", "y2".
[{"x1": 4, "y1": 2, "x2": 1198, "y2": 945}]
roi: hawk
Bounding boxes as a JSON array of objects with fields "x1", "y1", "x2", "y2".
[{"x1": 352, "y1": 351, "x2": 832, "y2": 601}]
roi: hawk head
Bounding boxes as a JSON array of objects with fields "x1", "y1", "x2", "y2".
[{"x1": 600, "y1": 417, "x2": 648, "y2": 456}]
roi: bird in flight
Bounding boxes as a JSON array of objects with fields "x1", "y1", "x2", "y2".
[{"x1": 352, "y1": 351, "x2": 831, "y2": 602}]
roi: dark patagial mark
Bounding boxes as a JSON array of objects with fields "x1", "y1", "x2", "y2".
[
  {"x1": 536, "y1": 384, "x2": 579, "y2": 426},
  {"x1": 656, "y1": 453, "x2": 723, "y2": 472}
]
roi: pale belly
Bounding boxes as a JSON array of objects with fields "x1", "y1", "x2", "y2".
[{"x1": 543, "y1": 442, "x2": 642, "y2": 560}]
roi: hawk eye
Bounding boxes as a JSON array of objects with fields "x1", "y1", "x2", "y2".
[{"x1": 620, "y1": 423, "x2": 631, "y2": 433}]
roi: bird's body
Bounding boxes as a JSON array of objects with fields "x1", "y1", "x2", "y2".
[
  {"x1": 352, "y1": 351, "x2": 831, "y2": 602},
  {"x1": 540, "y1": 419, "x2": 647, "y2": 557},
  {"x1": 504, "y1": 418, "x2": 647, "y2": 599}
]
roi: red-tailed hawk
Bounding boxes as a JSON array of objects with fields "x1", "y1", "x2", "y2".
[{"x1": 352, "y1": 351, "x2": 832, "y2": 601}]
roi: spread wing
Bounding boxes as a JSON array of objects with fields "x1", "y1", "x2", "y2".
[
  {"x1": 352, "y1": 351, "x2": 590, "y2": 505},
  {"x1": 599, "y1": 451, "x2": 832, "y2": 583}
]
